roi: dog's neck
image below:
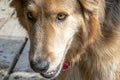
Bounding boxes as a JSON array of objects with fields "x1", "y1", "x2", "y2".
[
  {"x1": 79, "y1": 37, "x2": 120, "y2": 80},
  {"x1": 77, "y1": 1, "x2": 120, "y2": 80},
  {"x1": 79, "y1": 19, "x2": 120, "y2": 80}
]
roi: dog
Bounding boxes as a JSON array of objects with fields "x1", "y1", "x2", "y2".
[{"x1": 11, "y1": 0, "x2": 120, "y2": 80}]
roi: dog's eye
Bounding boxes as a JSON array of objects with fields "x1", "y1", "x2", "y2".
[
  {"x1": 57, "y1": 13, "x2": 68, "y2": 21},
  {"x1": 27, "y1": 12, "x2": 36, "y2": 23}
]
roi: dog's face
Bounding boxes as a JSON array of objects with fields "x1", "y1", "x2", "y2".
[{"x1": 11, "y1": 0, "x2": 101, "y2": 79}]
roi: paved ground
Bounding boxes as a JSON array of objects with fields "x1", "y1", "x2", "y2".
[{"x1": 0, "y1": 0, "x2": 47, "y2": 80}]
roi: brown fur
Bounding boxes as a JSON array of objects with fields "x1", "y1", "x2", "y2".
[{"x1": 11, "y1": 0, "x2": 120, "y2": 80}]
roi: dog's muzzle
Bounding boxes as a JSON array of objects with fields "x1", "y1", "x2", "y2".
[{"x1": 30, "y1": 59, "x2": 71, "y2": 79}]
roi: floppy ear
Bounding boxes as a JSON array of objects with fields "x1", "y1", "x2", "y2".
[
  {"x1": 78, "y1": 0, "x2": 101, "y2": 44},
  {"x1": 10, "y1": 0, "x2": 29, "y2": 30},
  {"x1": 10, "y1": 0, "x2": 22, "y2": 9},
  {"x1": 79, "y1": 0, "x2": 99, "y2": 11}
]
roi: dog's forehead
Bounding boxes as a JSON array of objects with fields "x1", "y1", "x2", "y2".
[
  {"x1": 44, "y1": 0, "x2": 77, "y2": 9},
  {"x1": 33, "y1": 0, "x2": 78, "y2": 12},
  {"x1": 27, "y1": 0, "x2": 80, "y2": 18},
  {"x1": 43, "y1": 0, "x2": 77, "y2": 13}
]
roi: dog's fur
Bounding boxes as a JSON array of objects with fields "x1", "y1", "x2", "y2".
[{"x1": 11, "y1": 0, "x2": 120, "y2": 80}]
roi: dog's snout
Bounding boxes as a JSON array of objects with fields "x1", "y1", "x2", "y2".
[{"x1": 30, "y1": 59, "x2": 49, "y2": 73}]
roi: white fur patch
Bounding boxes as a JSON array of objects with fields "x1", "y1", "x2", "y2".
[{"x1": 48, "y1": 16, "x2": 79, "y2": 72}]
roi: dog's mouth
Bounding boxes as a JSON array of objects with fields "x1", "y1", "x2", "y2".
[
  {"x1": 40, "y1": 64, "x2": 61, "y2": 79},
  {"x1": 40, "y1": 61, "x2": 70, "y2": 79}
]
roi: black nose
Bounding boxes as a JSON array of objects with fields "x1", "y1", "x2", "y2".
[{"x1": 30, "y1": 59, "x2": 49, "y2": 73}]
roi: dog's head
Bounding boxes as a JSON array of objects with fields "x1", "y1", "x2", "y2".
[{"x1": 11, "y1": 0, "x2": 103, "y2": 79}]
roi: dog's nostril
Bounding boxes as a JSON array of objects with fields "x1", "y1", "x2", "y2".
[
  {"x1": 38, "y1": 59, "x2": 49, "y2": 73},
  {"x1": 30, "y1": 59, "x2": 49, "y2": 73}
]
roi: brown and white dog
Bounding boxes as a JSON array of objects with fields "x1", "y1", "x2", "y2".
[{"x1": 11, "y1": 0, "x2": 120, "y2": 80}]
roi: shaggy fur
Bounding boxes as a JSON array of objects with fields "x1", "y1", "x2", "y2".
[{"x1": 11, "y1": 0, "x2": 120, "y2": 80}]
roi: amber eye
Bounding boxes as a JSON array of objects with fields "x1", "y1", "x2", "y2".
[
  {"x1": 57, "y1": 13, "x2": 68, "y2": 21},
  {"x1": 27, "y1": 12, "x2": 36, "y2": 23}
]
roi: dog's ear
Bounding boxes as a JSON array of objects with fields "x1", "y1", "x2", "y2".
[
  {"x1": 78, "y1": 0, "x2": 101, "y2": 44},
  {"x1": 10, "y1": 0, "x2": 22, "y2": 8},
  {"x1": 10, "y1": 0, "x2": 29, "y2": 30},
  {"x1": 79, "y1": 0, "x2": 99, "y2": 11}
]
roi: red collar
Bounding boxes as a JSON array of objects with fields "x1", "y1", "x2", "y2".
[{"x1": 62, "y1": 61, "x2": 71, "y2": 71}]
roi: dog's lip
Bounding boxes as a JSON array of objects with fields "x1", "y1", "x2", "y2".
[
  {"x1": 40, "y1": 64, "x2": 61, "y2": 78},
  {"x1": 40, "y1": 61, "x2": 71, "y2": 79}
]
